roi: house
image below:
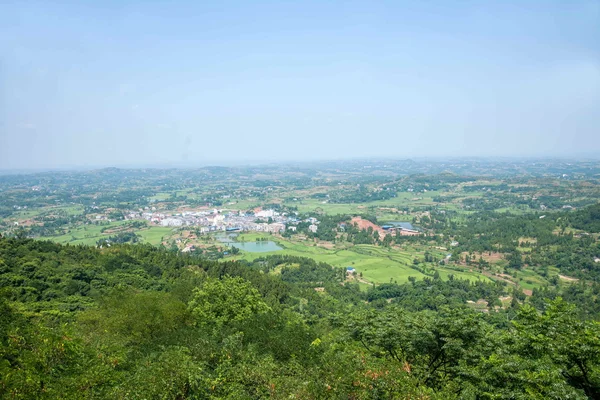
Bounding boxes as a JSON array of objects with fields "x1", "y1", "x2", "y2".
[
  {"x1": 256, "y1": 209, "x2": 275, "y2": 218},
  {"x1": 267, "y1": 223, "x2": 285, "y2": 233},
  {"x1": 161, "y1": 218, "x2": 183, "y2": 227},
  {"x1": 398, "y1": 228, "x2": 420, "y2": 236},
  {"x1": 595, "y1": 258, "x2": 600, "y2": 263},
  {"x1": 308, "y1": 224, "x2": 318, "y2": 233},
  {"x1": 181, "y1": 245, "x2": 196, "y2": 253},
  {"x1": 346, "y1": 267, "x2": 356, "y2": 274},
  {"x1": 288, "y1": 226, "x2": 297, "y2": 232}
]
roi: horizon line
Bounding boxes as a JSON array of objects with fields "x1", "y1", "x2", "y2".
[{"x1": 2, "y1": 154, "x2": 600, "y2": 176}]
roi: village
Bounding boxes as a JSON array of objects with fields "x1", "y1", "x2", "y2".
[{"x1": 121, "y1": 207, "x2": 302, "y2": 235}]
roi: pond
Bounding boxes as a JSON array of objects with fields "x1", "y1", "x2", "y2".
[
  {"x1": 385, "y1": 221, "x2": 415, "y2": 230},
  {"x1": 215, "y1": 233, "x2": 283, "y2": 253},
  {"x1": 230, "y1": 241, "x2": 283, "y2": 253}
]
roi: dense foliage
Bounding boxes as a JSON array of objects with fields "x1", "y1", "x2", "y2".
[{"x1": 0, "y1": 236, "x2": 599, "y2": 398}]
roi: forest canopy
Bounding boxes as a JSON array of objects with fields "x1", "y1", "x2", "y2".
[{"x1": 1, "y1": 236, "x2": 599, "y2": 399}]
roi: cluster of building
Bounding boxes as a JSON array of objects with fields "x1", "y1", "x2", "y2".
[
  {"x1": 124, "y1": 208, "x2": 297, "y2": 234},
  {"x1": 350, "y1": 216, "x2": 421, "y2": 239}
]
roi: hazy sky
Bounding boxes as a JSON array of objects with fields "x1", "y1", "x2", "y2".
[{"x1": 1, "y1": 0, "x2": 599, "y2": 169}]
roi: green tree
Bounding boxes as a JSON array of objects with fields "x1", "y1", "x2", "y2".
[{"x1": 188, "y1": 276, "x2": 271, "y2": 329}]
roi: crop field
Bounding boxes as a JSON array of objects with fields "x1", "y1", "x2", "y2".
[
  {"x1": 282, "y1": 199, "x2": 364, "y2": 215},
  {"x1": 224, "y1": 198, "x2": 263, "y2": 210},
  {"x1": 38, "y1": 221, "x2": 129, "y2": 246},
  {"x1": 281, "y1": 190, "x2": 453, "y2": 218},
  {"x1": 436, "y1": 267, "x2": 492, "y2": 282},
  {"x1": 229, "y1": 235, "x2": 490, "y2": 284},
  {"x1": 136, "y1": 227, "x2": 175, "y2": 245},
  {"x1": 516, "y1": 268, "x2": 551, "y2": 290},
  {"x1": 38, "y1": 222, "x2": 173, "y2": 246},
  {"x1": 148, "y1": 192, "x2": 171, "y2": 201}
]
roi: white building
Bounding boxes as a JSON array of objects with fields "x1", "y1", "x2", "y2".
[
  {"x1": 161, "y1": 218, "x2": 183, "y2": 227},
  {"x1": 256, "y1": 209, "x2": 275, "y2": 218},
  {"x1": 267, "y1": 223, "x2": 285, "y2": 233}
]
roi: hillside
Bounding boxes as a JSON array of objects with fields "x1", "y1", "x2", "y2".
[{"x1": 1, "y1": 236, "x2": 599, "y2": 399}]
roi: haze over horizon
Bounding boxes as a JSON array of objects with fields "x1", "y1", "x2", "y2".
[{"x1": 1, "y1": 0, "x2": 599, "y2": 170}]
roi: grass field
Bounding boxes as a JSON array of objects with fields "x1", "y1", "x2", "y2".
[
  {"x1": 137, "y1": 227, "x2": 175, "y2": 245},
  {"x1": 38, "y1": 223, "x2": 174, "y2": 246},
  {"x1": 38, "y1": 222, "x2": 128, "y2": 246},
  {"x1": 148, "y1": 192, "x2": 171, "y2": 201},
  {"x1": 13, "y1": 205, "x2": 85, "y2": 221},
  {"x1": 516, "y1": 267, "x2": 551, "y2": 290},
  {"x1": 228, "y1": 234, "x2": 490, "y2": 284},
  {"x1": 281, "y1": 190, "x2": 454, "y2": 220}
]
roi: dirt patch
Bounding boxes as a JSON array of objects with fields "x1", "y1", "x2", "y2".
[
  {"x1": 559, "y1": 274, "x2": 579, "y2": 282},
  {"x1": 317, "y1": 241, "x2": 336, "y2": 249},
  {"x1": 102, "y1": 226, "x2": 134, "y2": 235},
  {"x1": 461, "y1": 252, "x2": 505, "y2": 263},
  {"x1": 482, "y1": 271, "x2": 514, "y2": 286},
  {"x1": 497, "y1": 273, "x2": 514, "y2": 280},
  {"x1": 350, "y1": 216, "x2": 385, "y2": 238}
]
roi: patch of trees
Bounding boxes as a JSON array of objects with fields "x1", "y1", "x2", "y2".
[
  {"x1": 367, "y1": 276, "x2": 506, "y2": 311},
  {"x1": 98, "y1": 231, "x2": 140, "y2": 245},
  {"x1": 569, "y1": 202, "x2": 600, "y2": 232}
]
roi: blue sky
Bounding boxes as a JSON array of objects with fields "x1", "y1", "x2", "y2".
[{"x1": 1, "y1": 0, "x2": 599, "y2": 169}]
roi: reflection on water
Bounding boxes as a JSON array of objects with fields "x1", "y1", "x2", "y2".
[
  {"x1": 230, "y1": 241, "x2": 283, "y2": 252},
  {"x1": 386, "y1": 221, "x2": 415, "y2": 230},
  {"x1": 215, "y1": 233, "x2": 283, "y2": 253}
]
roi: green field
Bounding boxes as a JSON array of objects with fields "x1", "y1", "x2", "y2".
[
  {"x1": 38, "y1": 223, "x2": 173, "y2": 246},
  {"x1": 137, "y1": 227, "x2": 175, "y2": 245},
  {"x1": 516, "y1": 267, "x2": 551, "y2": 290},
  {"x1": 281, "y1": 190, "x2": 453, "y2": 219},
  {"x1": 38, "y1": 222, "x2": 127, "y2": 246},
  {"x1": 229, "y1": 235, "x2": 490, "y2": 284}
]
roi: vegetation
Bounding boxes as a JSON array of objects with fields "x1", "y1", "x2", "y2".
[
  {"x1": 0, "y1": 236, "x2": 599, "y2": 398},
  {"x1": 2, "y1": 159, "x2": 600, "y2": 397}
]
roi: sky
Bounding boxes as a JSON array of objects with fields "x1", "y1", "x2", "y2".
[{"x1": 1, "y1": 0, "x2": 599, "y2": 170}]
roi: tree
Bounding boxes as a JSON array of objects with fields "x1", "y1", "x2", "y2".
[
  {"x1": 188, "y1": 276, "x2": 271, "y2": 329},
  {"x1": 382, "y1": 234, "x2": 393, "y2": 247},
  {"x1": 507, "y1": 252, "x2": 523, "y2": 270},
  {"x1": 79, "y1": 289, "x2": 188, "y2": 346},
  {"x1": 513, "y1": 299, "x2": 600, "y2": 398}
]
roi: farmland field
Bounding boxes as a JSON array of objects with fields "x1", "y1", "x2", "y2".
[
  {"x1": 229, "y1": 234, "x2": 489, "y2": 284},
  {"x1": 38, "y1": 223, "x2": 174, "y2": 246}
]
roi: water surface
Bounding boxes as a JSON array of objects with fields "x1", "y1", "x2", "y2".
[{"x1": 216, "y1": 233, "x2": 283, "y2": 253}]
